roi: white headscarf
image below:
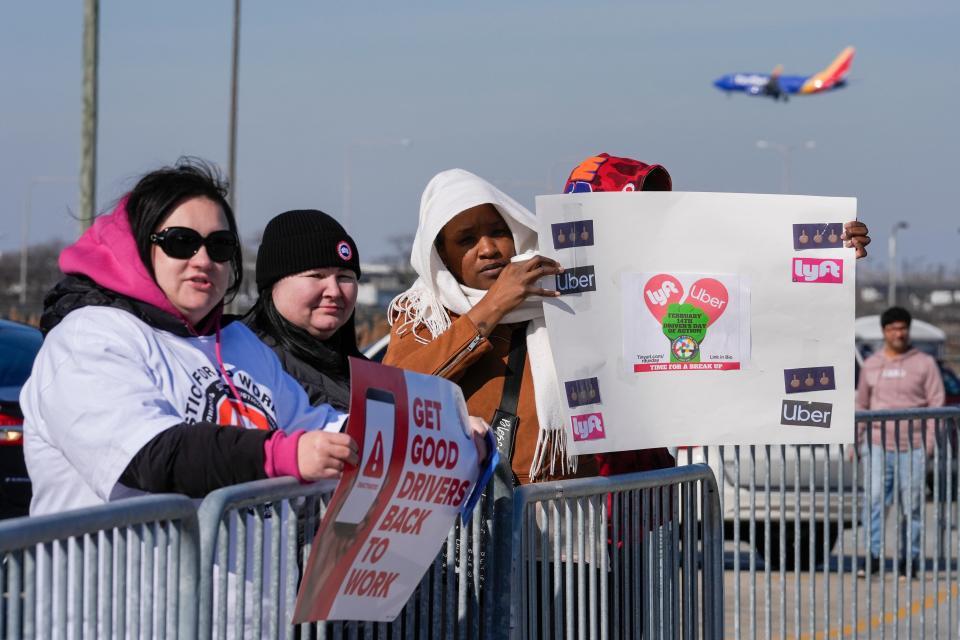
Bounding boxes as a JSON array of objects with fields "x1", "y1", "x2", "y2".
[{"x1": 388, "y1": 169, "x2": 572, "y2": 480}]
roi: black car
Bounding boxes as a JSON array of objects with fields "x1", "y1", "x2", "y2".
[{"x1": 0, "y1": 319, "x2": 41, "y2": 518}]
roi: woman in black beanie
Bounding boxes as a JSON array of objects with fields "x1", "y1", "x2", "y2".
[{"x1": 245, "y1": 209, "x2": 366, "y2": 410}]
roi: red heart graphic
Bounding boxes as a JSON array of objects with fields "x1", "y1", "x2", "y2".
[
  {"x1": 687, "y1": 278, "x2": 729, "y2": 326},
  {"x1": 643, "y1": 274, "x2": 684, "y2": 322}
]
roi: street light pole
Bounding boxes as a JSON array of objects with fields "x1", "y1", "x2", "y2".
[
  {"x1": 342, "y1": 138, "x2": 412, "y2": 228},
  {"x1": 227, "y1": 0, "x2": 241, "y2": 211},
  {"x1": 79, "y1": 0, "x2": 99, "y2": 233},
  {"x1": 755, "y1": 140, "x2": 816, "y2": 194},
  {"x1": 888, "y1": 220, "x2": 909, "y2": 307}
]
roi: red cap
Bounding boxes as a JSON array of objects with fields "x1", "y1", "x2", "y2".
[{"x1": 563, "y1": 153, "x2": 672, "y2": 193}]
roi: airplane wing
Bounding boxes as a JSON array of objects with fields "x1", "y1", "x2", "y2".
[{"x1": 799, "y1": 46, "x2": 855, "y2": 94}]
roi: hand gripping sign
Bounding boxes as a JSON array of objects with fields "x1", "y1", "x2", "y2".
[{"x1": 293, "y1": 358, "x2": 496, "y2": 623}]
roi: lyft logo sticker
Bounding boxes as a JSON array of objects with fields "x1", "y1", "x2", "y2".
[
  {"x1": 551, "y1": 220, "x2": 595, "y2": 250},
  {"x1": 781, "y1": 400, "x2": 833, "y2": 428},
  {"x1": 792, "y1": 258, "x2": 843, "y2": 284},
  {"x1": 571, "y1": 412, "x2": 606, "y2": 442},
  {"x1": 556, "y1": 265, "x2": 597, "y2": 295}
]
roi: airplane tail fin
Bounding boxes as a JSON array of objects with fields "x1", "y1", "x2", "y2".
[{"x1": 800, "y1": 46, "x2": 855, "y2": 94}]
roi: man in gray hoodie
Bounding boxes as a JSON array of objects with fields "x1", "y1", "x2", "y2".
[{"x1": 856, "y1": 307, "x2": 945, "y2": 579}]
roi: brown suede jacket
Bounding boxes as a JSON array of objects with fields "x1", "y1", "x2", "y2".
[{"x1": 384, "y1": 312, "x2": 599, "y2": 484}]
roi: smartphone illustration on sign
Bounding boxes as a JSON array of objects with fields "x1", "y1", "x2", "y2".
[{"x1": 334, "y1": 388, "x2": 396, "y2": 532}]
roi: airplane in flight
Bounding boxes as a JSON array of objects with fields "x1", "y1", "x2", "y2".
[{"x1": 713, "y1": 47, "x2": 855, "y2": 101}]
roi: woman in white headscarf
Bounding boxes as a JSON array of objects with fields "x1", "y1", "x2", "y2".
[{"x1": 385, "y1": 169, "x2": 597, "y2": 484}]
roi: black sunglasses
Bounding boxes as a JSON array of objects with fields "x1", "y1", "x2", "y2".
[{"x1": 149, "y1": 227, "x2": 239, "y2": 263}]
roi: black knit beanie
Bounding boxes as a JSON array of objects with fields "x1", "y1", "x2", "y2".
[{"x1": 255, "y1": 209, "x2": 361, "y2": 291}]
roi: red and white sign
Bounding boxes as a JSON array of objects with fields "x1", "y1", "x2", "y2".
[
  {"x1": 632, "y1": 362, "x2": 741, "y2": 372},
  {"x1": 293, "y1": 358, "x2": 489, "y2": 623}
]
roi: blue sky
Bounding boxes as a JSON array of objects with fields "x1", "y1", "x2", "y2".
[{"x1": 2, "y1": 2, "x2": 958, "y2": 272}]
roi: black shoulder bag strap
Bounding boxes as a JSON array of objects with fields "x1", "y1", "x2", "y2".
[{"x1": 490, "y1": 324, "x2": 528, "y2": 463}]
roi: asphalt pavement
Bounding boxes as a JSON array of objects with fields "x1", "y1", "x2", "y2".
[{"x1": 722, "y1": 499, "x2": 960, "y2": 639}]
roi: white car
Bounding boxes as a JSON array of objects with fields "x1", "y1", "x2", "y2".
[{"x1": 675, "y1": 444, "x2": 859, "y2": 570}]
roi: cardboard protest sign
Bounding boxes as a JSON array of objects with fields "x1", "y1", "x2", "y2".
[
  {"x1": 536, "y1": 191, "x2": 856, "y2": 454},
  {"x1": 293, "y1": 358, "x2": 495, "y2": 623}
]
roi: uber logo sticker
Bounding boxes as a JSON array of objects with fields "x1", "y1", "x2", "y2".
[
  {"x1": 556, "y1": 265, "x2": 597, "y2": 295},
  {"x1": 565, "y1": 377, "x2": 601, "y2": 408},
  {"x1": 551, "y1": 220, "x2": 595, "y2": 249},
  {"x1": 781, "y1": 400, "x2": 833, "y2": 428}
]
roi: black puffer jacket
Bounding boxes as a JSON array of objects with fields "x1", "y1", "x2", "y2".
[
  {"x1": 244, "y1": 306, "x2": 366, "y2": 411},
  {"x1": 251, "y1": 329, "x2": 355, "y2": 411}
]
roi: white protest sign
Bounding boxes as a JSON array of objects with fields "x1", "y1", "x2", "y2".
[
  {"x1": 536, "y1": 191, "x2": 856, "y2": 454},
  {"x1": 293, "y1": 358, "x2": 493, "y2": 623}
]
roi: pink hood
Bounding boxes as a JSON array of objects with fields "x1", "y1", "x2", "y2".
[{"x1": 59, "y1": 198, "x2": 184, "y2": 321}]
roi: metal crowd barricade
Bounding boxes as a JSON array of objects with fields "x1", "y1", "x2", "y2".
[
  {"x1": 0, "y1": 494, "x2": 200, "y2": 640},
  {"x1": 510, "y1": 464, "x2": 724, "y2": 640},
  {"x1": 0, "y1": 466, "x2": 720, "y2": 639},
  {"x1": 196, "y1": 473, "x2": 513, "y2": 640},
  {"x1": 677, "y1": 406, "x2": 960, "y2": 640}
]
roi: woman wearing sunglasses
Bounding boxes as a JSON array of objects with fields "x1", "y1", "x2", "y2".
[
  {"x1": 243, "y1": 209, "x2": 364, "y2": 412},
  {"x1": 22, "y1": 159, "x2": 358, "y2": 516}
]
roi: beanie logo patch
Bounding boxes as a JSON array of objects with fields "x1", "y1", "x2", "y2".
[{"x1": 337, "y1": 240, "x2": 353, "y2": 261}]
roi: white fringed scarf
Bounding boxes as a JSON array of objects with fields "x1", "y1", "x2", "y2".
[{"x1": 388, "y1": 169, "x2": 573, "y2": 480}]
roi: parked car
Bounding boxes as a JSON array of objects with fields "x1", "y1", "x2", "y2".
[
  {"x1": 0, "y1": 319, "x2": 42, "y2": 519},
  {"x1": 675, "y1": 444, "x2": 857, "y2": 570}
]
